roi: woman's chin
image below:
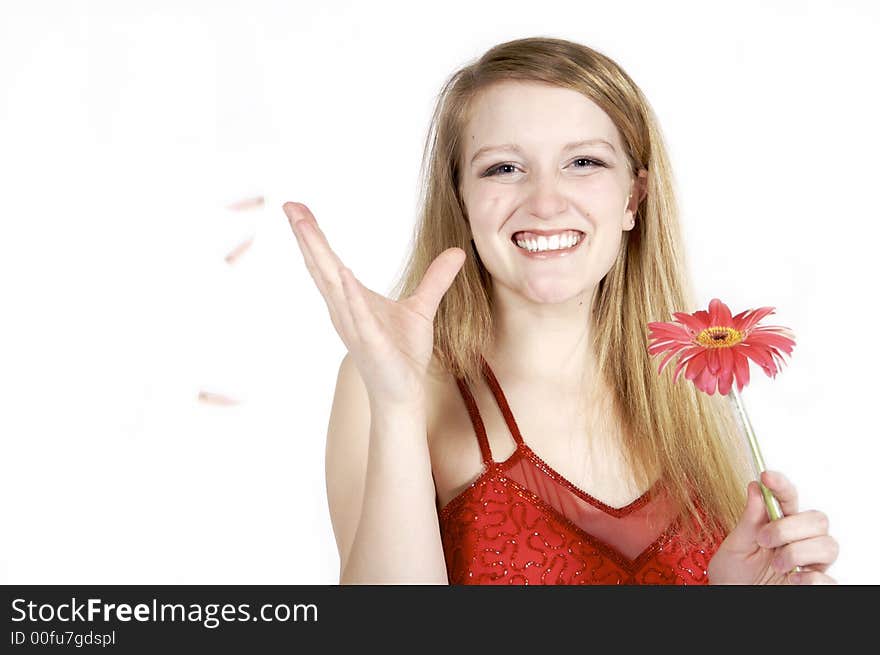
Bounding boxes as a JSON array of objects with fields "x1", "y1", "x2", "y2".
[{"x1": 521, "y1": 284, "x2": 589, "y2": 306}]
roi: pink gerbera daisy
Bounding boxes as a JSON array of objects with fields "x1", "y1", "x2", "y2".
[{"x1": 647, "y1": 298, "x2": 796, "y2": 396}]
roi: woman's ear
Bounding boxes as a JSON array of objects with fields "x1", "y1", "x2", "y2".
[{"x1": 626, "y1": 167, "x2": 649, "y2": 215}]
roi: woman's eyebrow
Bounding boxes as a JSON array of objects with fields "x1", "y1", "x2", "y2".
[{"x1": 470, "y1": 138, "x2": 617, "y2": 166}]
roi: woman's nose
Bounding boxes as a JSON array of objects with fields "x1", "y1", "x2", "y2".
[{"x1": 525, "y1": 172, "x2": 568, "y2": 219}]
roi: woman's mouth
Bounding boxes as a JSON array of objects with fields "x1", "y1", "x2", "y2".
[{"x1": 511, "y1": 229, "x2": 586, "y2": 258}]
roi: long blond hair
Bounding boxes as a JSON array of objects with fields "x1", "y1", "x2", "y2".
[{"x1": 388, "y1": 37, "x2": 751, "y2": 545}]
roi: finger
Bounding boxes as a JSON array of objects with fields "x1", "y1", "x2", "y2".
[
  {"x1": 789, "y1": 569, "x2": 837, "y2": 585},
  {"x1": 284, "y1": 202, "x2": 319, "y2": 277},
  {"x1": 292, "y1": 216, "x2": 352, "y2": 337},
  {"x1": 810, "y1": 559, "x2": 835, "y2": 574},
  {"x1": 283, "y1": 202, "x2": 355, "y2": 342},
  {"x1": 284, "y1": 202, "x2": 345, "y2": 293},
  {"x1": 757, "y1": 509, "x2": 830, "y2": 548},
  {"x1": 286, "y1": 208, "x2": 330, "y2": 307},
  {"x1": 724, "y1": 480, "x2": 771, "y2": 551},
  {"x1": 760, "y1": 469, "x2": 799, "y2": 516},
  {"x1": 322, "y1": 265, "x2": 358, "y2": 350},
  {"x1": 770, "y1": 535, "x2": 840, "y2": 574},
  {"x1": 340, "y1": 266, "x2": 381, "y2": 345},
  {"x1": 409, "y1": 247, "x2": 467, "y2": 321}
]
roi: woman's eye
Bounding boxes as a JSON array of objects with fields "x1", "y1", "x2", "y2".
[
  {"x1": 484, "y1": 163, "x2": 518, "y2": 176},
  {"x1": 483, "y1": 157, "x2": 605, "y2": 177},
  {"x1": 572, "y1": 157, "x2": 605, "y2": 169}
]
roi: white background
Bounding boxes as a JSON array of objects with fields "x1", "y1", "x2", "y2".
[{"x1": 1, "y1": 0, "x2": 877, "y2": 584}]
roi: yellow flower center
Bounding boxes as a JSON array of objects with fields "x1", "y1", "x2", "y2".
[{"x1": 696, "y1": 326, "x2": 743, "y2": 348}]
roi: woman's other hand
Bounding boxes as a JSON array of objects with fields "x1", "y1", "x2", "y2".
[{"x1": 707, "y1": 470, "x2": 839, "y2": 584}]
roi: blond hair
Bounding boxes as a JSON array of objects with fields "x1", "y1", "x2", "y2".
[{"x1": 388, "y1": 37, "x2": 751, "y2": 545}]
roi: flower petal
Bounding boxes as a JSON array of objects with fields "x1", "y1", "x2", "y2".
[
  {"x1": 648, "y1": 341, "x2": 675, "y2": 356},
  {"x1": 696, "y1": 364, "x2": 718, "y2": 395},
  {"x1": 731, "y1": 308, "x2": 750, "y2": 325},
  {"x1": 767, "y1": 348, "x2": 790, "y2": 375},
  {"x1": 707, "y1": 348, "x2": 721, "y2": 374},
  {"x1": 648, "y1": 322, "x2": 692, "y2": 338},
  {"x1": 684, "y1": 350, "x2": 709, "y2": 381},
  {"x1": 673, "y1": 347, "x2": 705, "y2": 383},
  {"x1": 718, "y1": 346, "x2": 734, "y2": 376},
  {"x1": 647, "y1": 328, "x2": 693, "y2": 350},
  {"x1": 656, "y1": 346, "x2": 684, "y2": 375},
  {"x1": 736, "y1": 306, "x2": 776, "y2": 333},
  {"x1": 746, "y1": 328, "x2": 796, "y2": 353},
  {"x1": 672, "y1": 312, "x2": 707, "y2": 334},
  {"x1": 708, "y1": 298, "x2": 734, "y2": 328},
  {"x1": 732, "y1": 348, "x2": 750, "y2": 391},
  {"x1": 745, "y1": 342, "x2": 793, "y2": 368},
  {"x1": 665, "y1": 345, "x2": 702, "y2": 377},
  {"x1": 718, "y1": 364, "x2": 734, "y2": 396},
  {"x1": 741, "y1": 344, "x2": 778, "y2": 377}
]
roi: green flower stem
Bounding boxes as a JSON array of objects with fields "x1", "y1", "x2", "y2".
[
  {"x1": 728, "y1": 383, "x2": 782, "y2": 519},
  {"x1": 726, "y1": 382, "x2": 802, "y2": 575}
]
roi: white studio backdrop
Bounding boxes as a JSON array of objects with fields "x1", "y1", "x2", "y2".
[{"x1": 1, "y1": 0, "x2": 877, "y2": 584}]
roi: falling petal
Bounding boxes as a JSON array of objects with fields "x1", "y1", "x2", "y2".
[
  {"x1": 198, "y1": 390, "x2": 241, "y2": 406},
  {"x1": 226, "y1": 196, "x2": 265, "y2": 211},
  {"x1": 225, "y1": 235, "x2": 255, "y2": 265}
]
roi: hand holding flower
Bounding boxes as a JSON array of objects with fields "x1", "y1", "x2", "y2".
[
  {"x1": 647, "y1": 297, "x2": 841, "y2": 584},
  {"x1": 708, "y1": 470, "x2": 839, "y2": 584}
]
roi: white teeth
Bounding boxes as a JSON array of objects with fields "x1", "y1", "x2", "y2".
[{"x1": 514, "y1": 230, "x2": 583, "y2": 253}]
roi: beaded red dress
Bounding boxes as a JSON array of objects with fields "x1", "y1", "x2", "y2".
[{"x1": 436, "y1": 355, "x2": 726, "y2": 585}]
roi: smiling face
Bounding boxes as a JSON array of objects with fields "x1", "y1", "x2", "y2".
[{"x1": 458, "y1": 80, "x2": 643, "y2": 305}]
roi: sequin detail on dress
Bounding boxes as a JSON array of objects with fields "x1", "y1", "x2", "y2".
[{"x1": 437, "y1": 355, "x2": 726, "y2": 585}]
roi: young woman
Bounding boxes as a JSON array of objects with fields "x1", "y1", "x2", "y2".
[{"x1": 284, "y1": 37, "x2": 839, "y2": 585}]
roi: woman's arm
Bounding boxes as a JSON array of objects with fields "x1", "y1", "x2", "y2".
[{"x1": 326, "y1": 353, "x2": 449, "y2": 584}]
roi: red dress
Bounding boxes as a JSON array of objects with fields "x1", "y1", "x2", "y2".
[{"x1": 437, "y1": 355, "x2": 726, "y2": 585}]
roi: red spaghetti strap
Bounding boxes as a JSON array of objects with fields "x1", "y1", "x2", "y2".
[
  {"x1": 454, "y1": 377, "x2": 494, "y2": 466},
  {"x1": 479, "y1": 354, "x2": 525, "y2": 446}
]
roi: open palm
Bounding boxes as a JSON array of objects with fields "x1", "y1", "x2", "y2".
[{"x1": 283, "y1": 202, "x2": 466, "y2": 408}]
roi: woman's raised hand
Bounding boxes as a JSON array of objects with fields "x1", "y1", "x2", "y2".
[{"x1": 283, "y1": 202, "x2": 467, "y2": 409}]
